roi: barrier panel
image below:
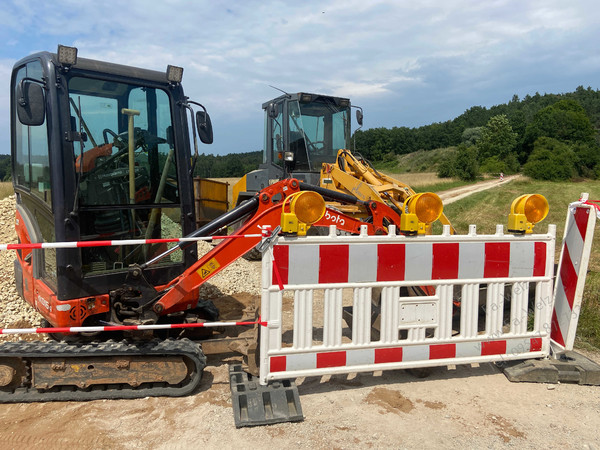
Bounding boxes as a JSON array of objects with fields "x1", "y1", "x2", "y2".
[
  {"x1": 551, "y1": 196, "x2": 598, "y2": 352},
  {"x1": 259, "y1": 223, "x2": 557, "y2": 384}
]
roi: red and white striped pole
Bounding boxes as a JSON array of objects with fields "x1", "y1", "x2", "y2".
[
  {"x1": 0, "y1": 319, "x2": 268, "y2": 336},
  {"x1": 0, "y1": 233, "x2": 264, "y2": 251}
]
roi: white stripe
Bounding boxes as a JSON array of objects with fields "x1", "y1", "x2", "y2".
[
  {"x1": 288, "y1": 245, "x2": 319, "y2": 285},
  {"x1": 563, "y1": 213, "x2": 585, "y2": 275},
  {"x1": 509, "y1": 241, "x2": 534, "y2": 277},
  {"x1": 346, "y1": 348, "x2": 375, "y2": 366},
  {"x1": 348, "y1": 244, "x2": 377, "y2": 282},
  {"x1": 458, "y1": 242, "x2": 485, "y2": 279},
  {"x1": 404, "y1": 243, "x2": 432, "y2": 281}
]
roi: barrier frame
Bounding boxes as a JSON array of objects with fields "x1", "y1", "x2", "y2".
[{"x1": 259, "y1": 223, "x2": 557, "y2": 384}]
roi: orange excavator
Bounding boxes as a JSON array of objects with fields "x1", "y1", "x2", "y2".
[{"x1": 3, "y1": 46, "x2": 444, "y2": 403}]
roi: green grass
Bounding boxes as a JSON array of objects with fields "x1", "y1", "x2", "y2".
[
  {"x1": 0, "y1": 182, "x2": 13, "y2": 200},
  {"x1": 440, "y1": 178, "x2": 600, "y2": 350}
]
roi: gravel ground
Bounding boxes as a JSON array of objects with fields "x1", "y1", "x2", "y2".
[{"x1": 0, "y1": 195, "x2": 261, "y2": 336}]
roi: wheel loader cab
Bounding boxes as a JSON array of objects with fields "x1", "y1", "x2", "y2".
[
  {"x1": 265, "y1": 93, "x2": 351, "y2": 184},
  {"x1": 10, "y1": 49, "x2": 209, "y2": 318}
]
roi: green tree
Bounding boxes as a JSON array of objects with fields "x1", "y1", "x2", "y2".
[
  {"x1": 522, "y1": 99, "x2": 596, "y2": 161},
  {"x1": 476, "y1": 115, "x2": 518, "y2": 161},
  {"x1": 522, "y1": 137, "x2": 576, "y2": 180}
]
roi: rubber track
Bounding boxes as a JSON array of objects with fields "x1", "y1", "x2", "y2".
[{"x1": 0, "y1": 338, "x2": 206, "y2": 403}]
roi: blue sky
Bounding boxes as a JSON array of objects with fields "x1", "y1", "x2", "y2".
[{"x1": 1, "y1": 0, "x2": 599, "y2": 156}]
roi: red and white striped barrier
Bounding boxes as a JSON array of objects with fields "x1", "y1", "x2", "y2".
[
  {"x1": 0, "y1": 319, "x2": 266, "y2": 335},
  {"x1": 551, "y1": 193, "x2": 597, "y2": 352},
  {"x1": 259, "y1": 222, "x2": 557, "y2": 384}
]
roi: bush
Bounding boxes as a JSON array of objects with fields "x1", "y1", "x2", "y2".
[
  {"x1": 523, "y1": 137, "x2": 576, "y2": 180},
  {"x1": 454, "y1": 145, "x2": 479, "y2": 181},
  {"x1": 479, "y1": 156, "x2": 505, "y2": 174}
]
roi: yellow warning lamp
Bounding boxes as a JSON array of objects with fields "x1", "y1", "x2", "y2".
[
  {"x1": 400, "y1": 192, "x2": 444, "y2": 235},
  {"x1": 281, "y1": 191, "x2": 326, "y2": 235},
  {"x1": 507, "y1": 194, "x2": 549, "y2": 234}
]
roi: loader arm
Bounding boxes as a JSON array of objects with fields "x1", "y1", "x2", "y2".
[
  {"x1": 152, "y1": 179, "x2": 404, "y2": 315},
  {"x1": 322, "y1": 149, "x2": 456, "y2": 234}
]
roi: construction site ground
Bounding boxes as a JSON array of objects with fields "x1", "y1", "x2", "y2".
[{"x1": 0, "y1": 175, "x2": 599, "y2": 449}]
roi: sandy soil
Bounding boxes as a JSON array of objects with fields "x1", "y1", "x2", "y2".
[{"x1": 1, "y1": 346, "x2": 599, "y2": 449}]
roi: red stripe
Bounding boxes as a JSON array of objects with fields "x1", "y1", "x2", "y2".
[
  {"x1": 559, "y1": 246, "x2": 578, "y2": 309},
  {"x1": 77, "y1": 240, "x2": 115, "y2": 248},
  {"x1": 530, "y1": 337, "x2": 542, "y2": 352},
  {"x1": 374, "y1": 347, "x2": 403, "y2": 364},
  {"x1": 429, "y1": 343, "x2": 456, "y2": 359},
  {"x1": 574, "y1": 207, "x2": 590, "y2": 241},
  {"x1": 432, "y1": 243, "x2": 459, "y2": 279},
  {"x1": 481, "y1": 340, "x2": 507, "y2": 355},
  {"x1": 533, "y1": 242, "x2": 546, "y2": 277},
  {"x1": 316, "y1": 351, "x2": 346, "y2": 368},
  {"x1": 319, "y1": 245, "x2": 349, "y2": 283},
  {"x1": 484, "y1": 242, "x2": 510, "y2": 278},
  {"x1": 273, "y1": 245, "x2": 289, "y2": 285},
  {"x1": 270, "y1": 356, "x2": 287, "y2": 373},
  {"x1": 376, "y1": 244, "x2": 405, "y2": 282},
  {"x1": 550, "y1": 310, "x2": 565, "y2": 347}
]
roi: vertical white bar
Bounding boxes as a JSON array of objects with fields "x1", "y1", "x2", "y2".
[
  {"x1": 510, "y1": 282, "x2": 529, "y2": 335},
  {"x1": 380, "y1": 286, "x2": 399, "y2": 343},
  {"x1": 293, "y1": 289, "x2": 313, "y2": 349},
  {"x1": 460, "y1": 284, "x2": 478, "y2": 338},
  {"x1": 323, "y1": 288, "x2": 343, "y2": 347},
  {"x1": 352, "y1": 287, "x2": 372, "y2": 345},
  {"x1": 485, "y1": 283, "x2": 505, "y2": 337},
  {"x1": 437, "y1": 285, "x2": 454, "y2": 339}
]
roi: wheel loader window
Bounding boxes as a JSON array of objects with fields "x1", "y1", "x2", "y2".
[
  {"x1": 288, "y1": 98, "x2": 351, "y2": 172},
  {"x1": 67, "y1": 76, "x2": 183, "y2": 275}
]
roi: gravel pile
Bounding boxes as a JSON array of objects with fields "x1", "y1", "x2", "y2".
[
  {"x1": 0, "y1": 196, "x2": 43, "y2": 335},
  {"x1": 0, "y1": 196, "x2": 261, "y2": 336}
]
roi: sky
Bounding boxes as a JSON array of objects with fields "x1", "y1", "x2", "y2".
[{"x1": 1, "y1": 0, "x2": 599, "y2": 156}]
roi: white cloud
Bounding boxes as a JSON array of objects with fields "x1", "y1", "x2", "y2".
[{"x1": 0, "y1": 0, "x2": 599, "y2": 154}]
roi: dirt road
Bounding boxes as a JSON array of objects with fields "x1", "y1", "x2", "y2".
[
  {"x1": 1, "y1": 345, "x2": 599, "y2": 449},
  {"x1": 438, "y1": 175, "x2": 522, "y2": 204}
]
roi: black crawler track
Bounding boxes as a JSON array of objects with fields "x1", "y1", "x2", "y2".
[{"x1": 0, "y1": 338, "x2": 206, "y2": 403}]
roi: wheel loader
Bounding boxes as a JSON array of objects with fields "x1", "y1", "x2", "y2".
[
  {"x1": 232, "y1": 91, "x2": 454, "y2": 233},
  {"x1": 2, "y1": 47, "x2": 444, "y2": 403}
]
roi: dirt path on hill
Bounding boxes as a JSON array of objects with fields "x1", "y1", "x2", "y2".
[{"x1": 438, "y1": 175, "x2": 522, "y2": 204}]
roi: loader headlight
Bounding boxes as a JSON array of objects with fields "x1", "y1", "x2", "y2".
[
  {"x1": 400, "y1": 192, "x2": 443, "y2": 235},
  {"x1": 281, "y1": 191, "x2": 326, "y2": 235},
  {"x1": 508, "y1": 194, "x2": 549, "y2": 234}
]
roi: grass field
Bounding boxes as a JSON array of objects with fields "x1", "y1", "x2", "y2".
[
  {"x1": 441, "y1": 178, "x2": 600, "y2": 350},
  {"x1": 0, "y1": 182, "x2": 12, "y2": 200}
]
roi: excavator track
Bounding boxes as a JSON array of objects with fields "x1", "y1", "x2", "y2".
[{"x1": 0, "y1": 338, "x2": 206, "y2": 403}]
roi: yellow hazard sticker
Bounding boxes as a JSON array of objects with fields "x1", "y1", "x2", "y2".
[{"x1": 198, "y1": 257, "x2": 221, "y2": 279}]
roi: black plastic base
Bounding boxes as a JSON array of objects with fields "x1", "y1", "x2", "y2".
[
  {"x1": 503, "y1": 351, "x2": 600, "y2": 385},
  {"x1": 229, "y1": 364, "x2": 304, "y2": 428}
]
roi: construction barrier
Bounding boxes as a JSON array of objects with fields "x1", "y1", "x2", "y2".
[
  {"x1": 259, "y1": 223, "x2": 558, "y2": 384},
  {"x1": 551, "y1": 195, "x2": 598, "y2": 351}
]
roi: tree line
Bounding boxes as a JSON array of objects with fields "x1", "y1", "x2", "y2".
[{"x1": 355, "y1": 86, "x2": 600, "y2": 181}]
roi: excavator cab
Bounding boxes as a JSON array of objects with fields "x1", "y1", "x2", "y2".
[
  {"x1": 11, "y1": 46, "x2": 212, "y2": 325},
  {"x1": 233, "y1": 92, "x2": 356, "y2": 205}
]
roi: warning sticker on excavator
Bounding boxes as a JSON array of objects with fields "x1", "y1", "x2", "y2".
[{"x1": 198, "y1": 258, "x2": 221, "y2": 279}]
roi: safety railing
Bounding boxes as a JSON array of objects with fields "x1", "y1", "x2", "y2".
[{"x1": 259, "y1": 223, "x2": 557, "y2": 384}]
